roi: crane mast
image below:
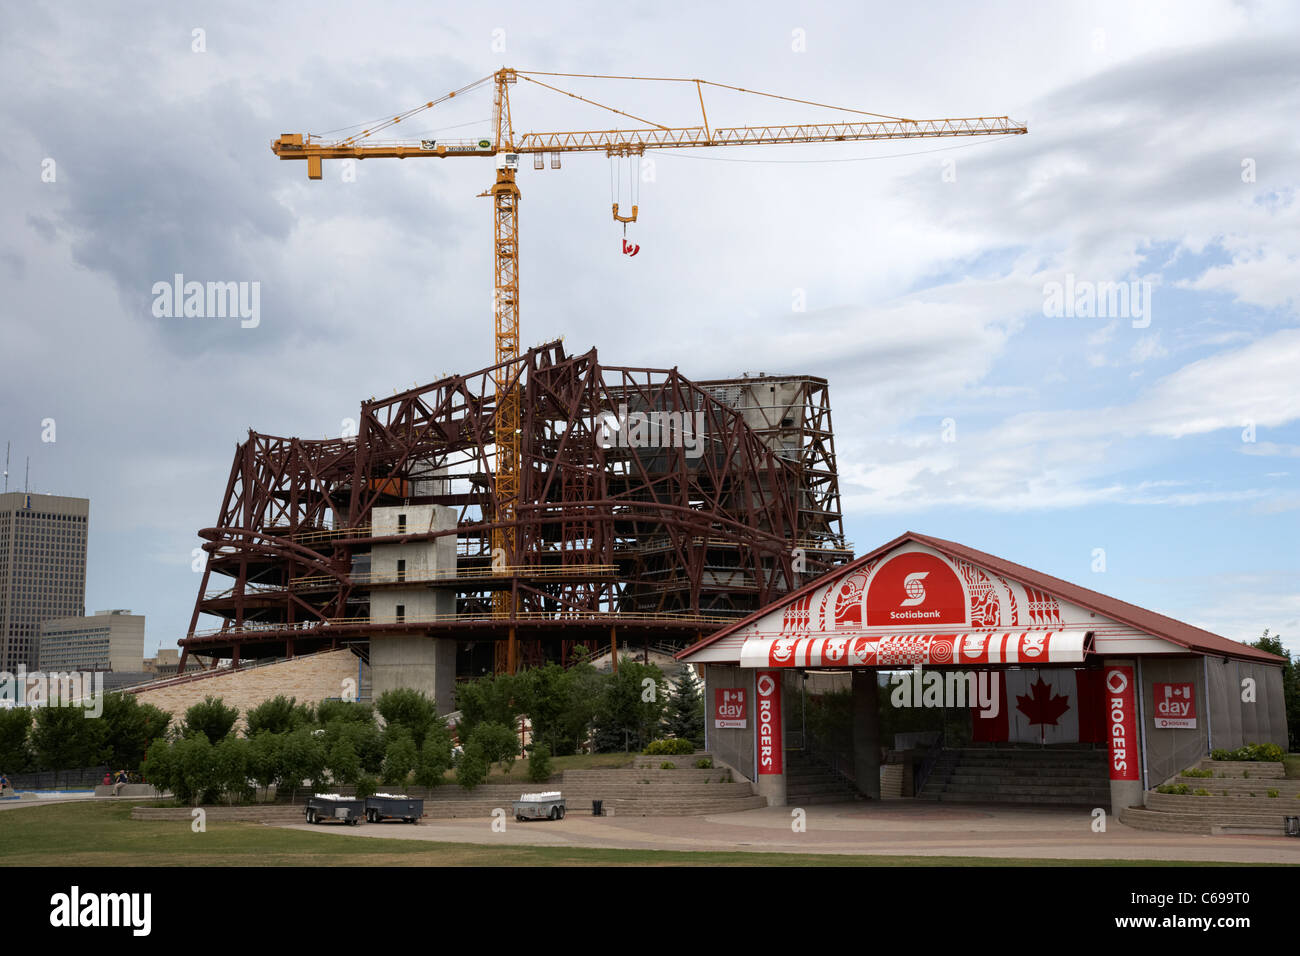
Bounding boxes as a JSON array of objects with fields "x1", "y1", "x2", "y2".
[{"x1": 271, "y1": 66, "x2": 1027, "y2": 672}]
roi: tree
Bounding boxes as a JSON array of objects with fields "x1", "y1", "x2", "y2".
[
  {"x1": 527, "y1": 742, "x2": 553, "y2": 783},
  {"x1": 320, "y1": 718, "x2": 384, "y2": 775},
  {"x1": 376, "y1": 689, "x2": 439, "y2": 748},
  {"x1": 247, "y1": 730, "x2": 283, "y2": 799},
  {"x1": 594, "y1": 662, "x2": 666, "y2": 753},
  {"x1": 180, "y1": 696, "x2": 239, "y2": 744},
  {"x1": 280, "y1": 728, "x2": 327, "y2": 802},
  {"x1": 0, "y1": 708, "x2": 33, "y2": 773},
  {"x1": 171, "y1": 734, "x2": 217, "y2": 805},
  {"x1": 314, "y1": 699, "x2": 374, "y2": 727},
  {"x1": 100, "y1": 694, "x2": 171, "y2": 772},
  {"x1": 30, "y1": 705, "x2": 108, "y2": 783},
  {"x1": 414, "y1": 720, "x2": 454, "y2": 788},
  {"x1": 326, "y1": 736, "x2": 361, "y2": 788},
  {"x1": 211, "y1": 737, "x2": 251, "y2": 804},
  {"x1": 455, "y1": 742, "x2": 487, "y2": 791},
  {"x1": 455, "y1": 672, "x2": 526, "y2": 741},
  {"x1": 468, "y1": 721, "x2": 520, "y2": 774},
  {"x1": 142, "y1": 737, "x2": 173, "y2": 793},
  {"x1": 520, "y1": 662, "x2": 572, "y2": 756},
  {"x1": 245, "y1": 696, "x2": 312, "y2": 736},
  {"x1": 381, "y1": 728, "x2": 418, "y2": 786},
  {"x1": 662, "y1": 668, "x2": 706, "y2": 748},
  {"x1": 1252, "y1": 629, "x2": 1300, "y2": 752}
]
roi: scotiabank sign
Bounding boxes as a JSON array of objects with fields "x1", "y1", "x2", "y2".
[
  {"x1": 714, "y1": 688, "x2": 747, "y2": 729},
  {"x1": 755, "y1": 671, "x2": 783, "y2": 775},
  {"x1": 1105, "y1": 665, "x2": 1139, "y2": 781},
  {"x1": 865, "y1": 551, "x2": 966, "y2": 627}
]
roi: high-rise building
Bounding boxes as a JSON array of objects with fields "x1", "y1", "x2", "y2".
[
  {"x1": 39, "y1": 609, "x2": 143, "y2": 672},
  {"x1": 0, "y1": 492, "x2": 89, "y2": 671}
]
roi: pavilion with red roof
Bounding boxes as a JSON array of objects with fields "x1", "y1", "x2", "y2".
[{"x1": 676, "y1": 532, "x2": 1288, "y2": 813}]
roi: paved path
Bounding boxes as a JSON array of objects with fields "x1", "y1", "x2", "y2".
[{"x1": 276, "y1": 801, "x2": 1300, "y2": 864}]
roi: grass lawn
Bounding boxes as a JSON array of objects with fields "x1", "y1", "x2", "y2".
[{"x1": 0, "y1": 801, "x2": 1259, "y2": 867}]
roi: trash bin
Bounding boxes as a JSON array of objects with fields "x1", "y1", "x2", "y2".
[
  {"x1": 592, "y1": 800, "x2": 603, "y2": 816},
  {"x1": 1285, "y1": 815, "x2": 1300, "y2": 837}
]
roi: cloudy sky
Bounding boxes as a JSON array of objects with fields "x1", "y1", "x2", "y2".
[{"x1": 2, "y1": 0, "x2": 1297, "y2": 657}]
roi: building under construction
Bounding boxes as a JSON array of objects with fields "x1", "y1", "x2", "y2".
[{"x1": 180, "y1": 341, "x2": 850, "y2": 705}]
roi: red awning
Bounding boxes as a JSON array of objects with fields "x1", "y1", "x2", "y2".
[{"x1": 738, "y1": 630, "x2": 1094, "y2": 669}]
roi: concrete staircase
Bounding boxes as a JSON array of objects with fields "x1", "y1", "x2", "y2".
[
  {"x1": 1119, "y1": 760, "x2": 1300, "y2": 834},
  {"x1": 918, "y1": 746, "x2": 1110, "y2": 806},
  {"x1": 783, "y1": 751, "x2": 862, "y2": 806}
]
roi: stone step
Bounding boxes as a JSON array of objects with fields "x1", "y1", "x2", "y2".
[
  {"x1": 928, "y1": 791, "x2": 1109, "y2": 806},
  {"x1": 1120, "y1": 806, "x2": 1290, "y2": 834},
  {"x1": 1146, "y1": 792, "x2": 1300, "y2": 814},
  {"x1": 947, "y1": 772, "x2": 1109, "y2": 786}
]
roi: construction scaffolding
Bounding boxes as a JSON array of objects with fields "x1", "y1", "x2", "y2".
[{"x1": 179, "y1": 342, "x2": 851, "y2": 674}]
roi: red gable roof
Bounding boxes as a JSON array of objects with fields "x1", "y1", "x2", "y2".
[{"x1": 677, "y1": 531, "x2": 1285, "y2": 665}]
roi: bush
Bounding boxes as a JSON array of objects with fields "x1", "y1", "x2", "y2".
[
  {"x1": 660, "y1": 761, "x2": 676, "y2": 770},
  {"x1": 644, "y1": 738, "x2": 694, "y2": 756},
  {"x1": 695, "y1": 758, "x2": 713, "y2": 769},
  {"x1": 1267, "y1": 789, "x2": 1280, "y2": 798},
  {"x1": 468, "y1": 721, "x2": 519, "y2": 774},
  {"x1": 456, "y1": 745, "x2": 488, "y2": 791},
  {"x1": 1210, "y1": 743, "x2": 1285, "y2": 762},
  {"x1": 1193, "y1": 788, "x2": 1210, "y2": 796},
  {"x1": 1180, "y1": 767, "x2": 1213, "y2": 778},
  {"x1": 180, "y1": 696, "x2": 239, "y2": 744},
  {"x1": 527, "y1": 743, "x2": 552, "y2": 783},
  {"x1": 1155, "y1": 783, "x2": 1191, "y2": 795}
]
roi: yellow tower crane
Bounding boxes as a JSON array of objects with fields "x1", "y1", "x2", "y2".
[{"x1": 272, "y1": 67, "x2": 1027, "y2": 672}]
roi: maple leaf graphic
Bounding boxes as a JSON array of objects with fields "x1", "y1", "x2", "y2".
[{"x1": 1016, "y1": 676, "x2": 1070, "y2": 726}]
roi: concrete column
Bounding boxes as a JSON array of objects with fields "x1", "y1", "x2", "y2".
[
  {"x1": 1103, "y1": 658, "x2": 1144, "y2": 815},
  {"x1": 853, "y1": 670, "x2": 881, "y2": 799},
  {"x1": 370, "y1": 634, "x2": 458, "y2": 715}
]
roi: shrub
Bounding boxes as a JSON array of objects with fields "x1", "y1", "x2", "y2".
[
  {"x1": 527, "y1": 743, "x2": 553, "y2": 783},
  {"x1": 1180, "y1": 767, "x2": 1213, "y2": 778},
  {"x1": 1211, "y1": 743, "x2": 1285, "y2": 763},
  {"x1": 660, "y1": 761, "x2": 676, "y2": 770},
  {"x1": 1267, "y1": 789, "x2": 1280, "y2": 798},
  {"x1": 468, "y1": 721, "x2": 520, "y2": 774},
  {"x1": 1156, "y1": 783, "x2": 1191, "y2": 795},
  {"x1": 695, "y1": 758, "x2": 713, "y2": 769},
  {"x1": 180, "y1": 696, "x2": 239, "y2": 744},
  {"x1": 1193, "y1": 788, "x2": 1210, "y2": 796},
  {"x1": 644, "y1": 738, "x2": 694, "y2": 756},
  {"x1": 456, "y1": 745, "x2": 488, "y2": 791}
]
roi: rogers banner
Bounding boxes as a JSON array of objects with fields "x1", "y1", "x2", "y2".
[
  {"x1": 1105, "y1": 665, "x2": 1139, "y2": 781},
  {"x1": 755, "y1": 671, "x2": 783, "y2": 775},
  {"x1": 1153, "y1": 681, "x2": 1197, "y2": 729},
  {"x1": 714, "y1": 688, "x2": 748, "y2": 729}
]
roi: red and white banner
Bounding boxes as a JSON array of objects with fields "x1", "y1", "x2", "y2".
[
  {"x1": 970, "y1": 668, "x2": 1106, "y2": 744},
  {"x1": 1153, "y1": 681, "x2": 1196, "y2": 729},
  {"x1": 741, "y1": 631, "x2": 1091, "y2": 669},
  {"x1": 1105, "y1": 665, "x2": 1139, "y2": 781},
  {"x1": 713, "y1": 687, "x2": 747, "y2": 729},
  {"x1": 755, "y1": 671, "x2": 783, "y2": 776}
]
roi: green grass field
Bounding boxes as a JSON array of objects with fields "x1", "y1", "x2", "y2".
[{"x1": 0, "y1": 801, "x2": 1260, "y2": 867}]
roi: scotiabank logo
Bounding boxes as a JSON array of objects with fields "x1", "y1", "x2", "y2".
[
  {"x1": 866, "y1": 552, "x2": 966, "y2": 626},
  {"x1": 899, "y1": 572, "x2": 929, "y2": 607}
]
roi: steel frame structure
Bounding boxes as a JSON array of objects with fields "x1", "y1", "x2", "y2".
[{"x1": 179, "y1": 343, "x2": 850, "y2": 673}]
